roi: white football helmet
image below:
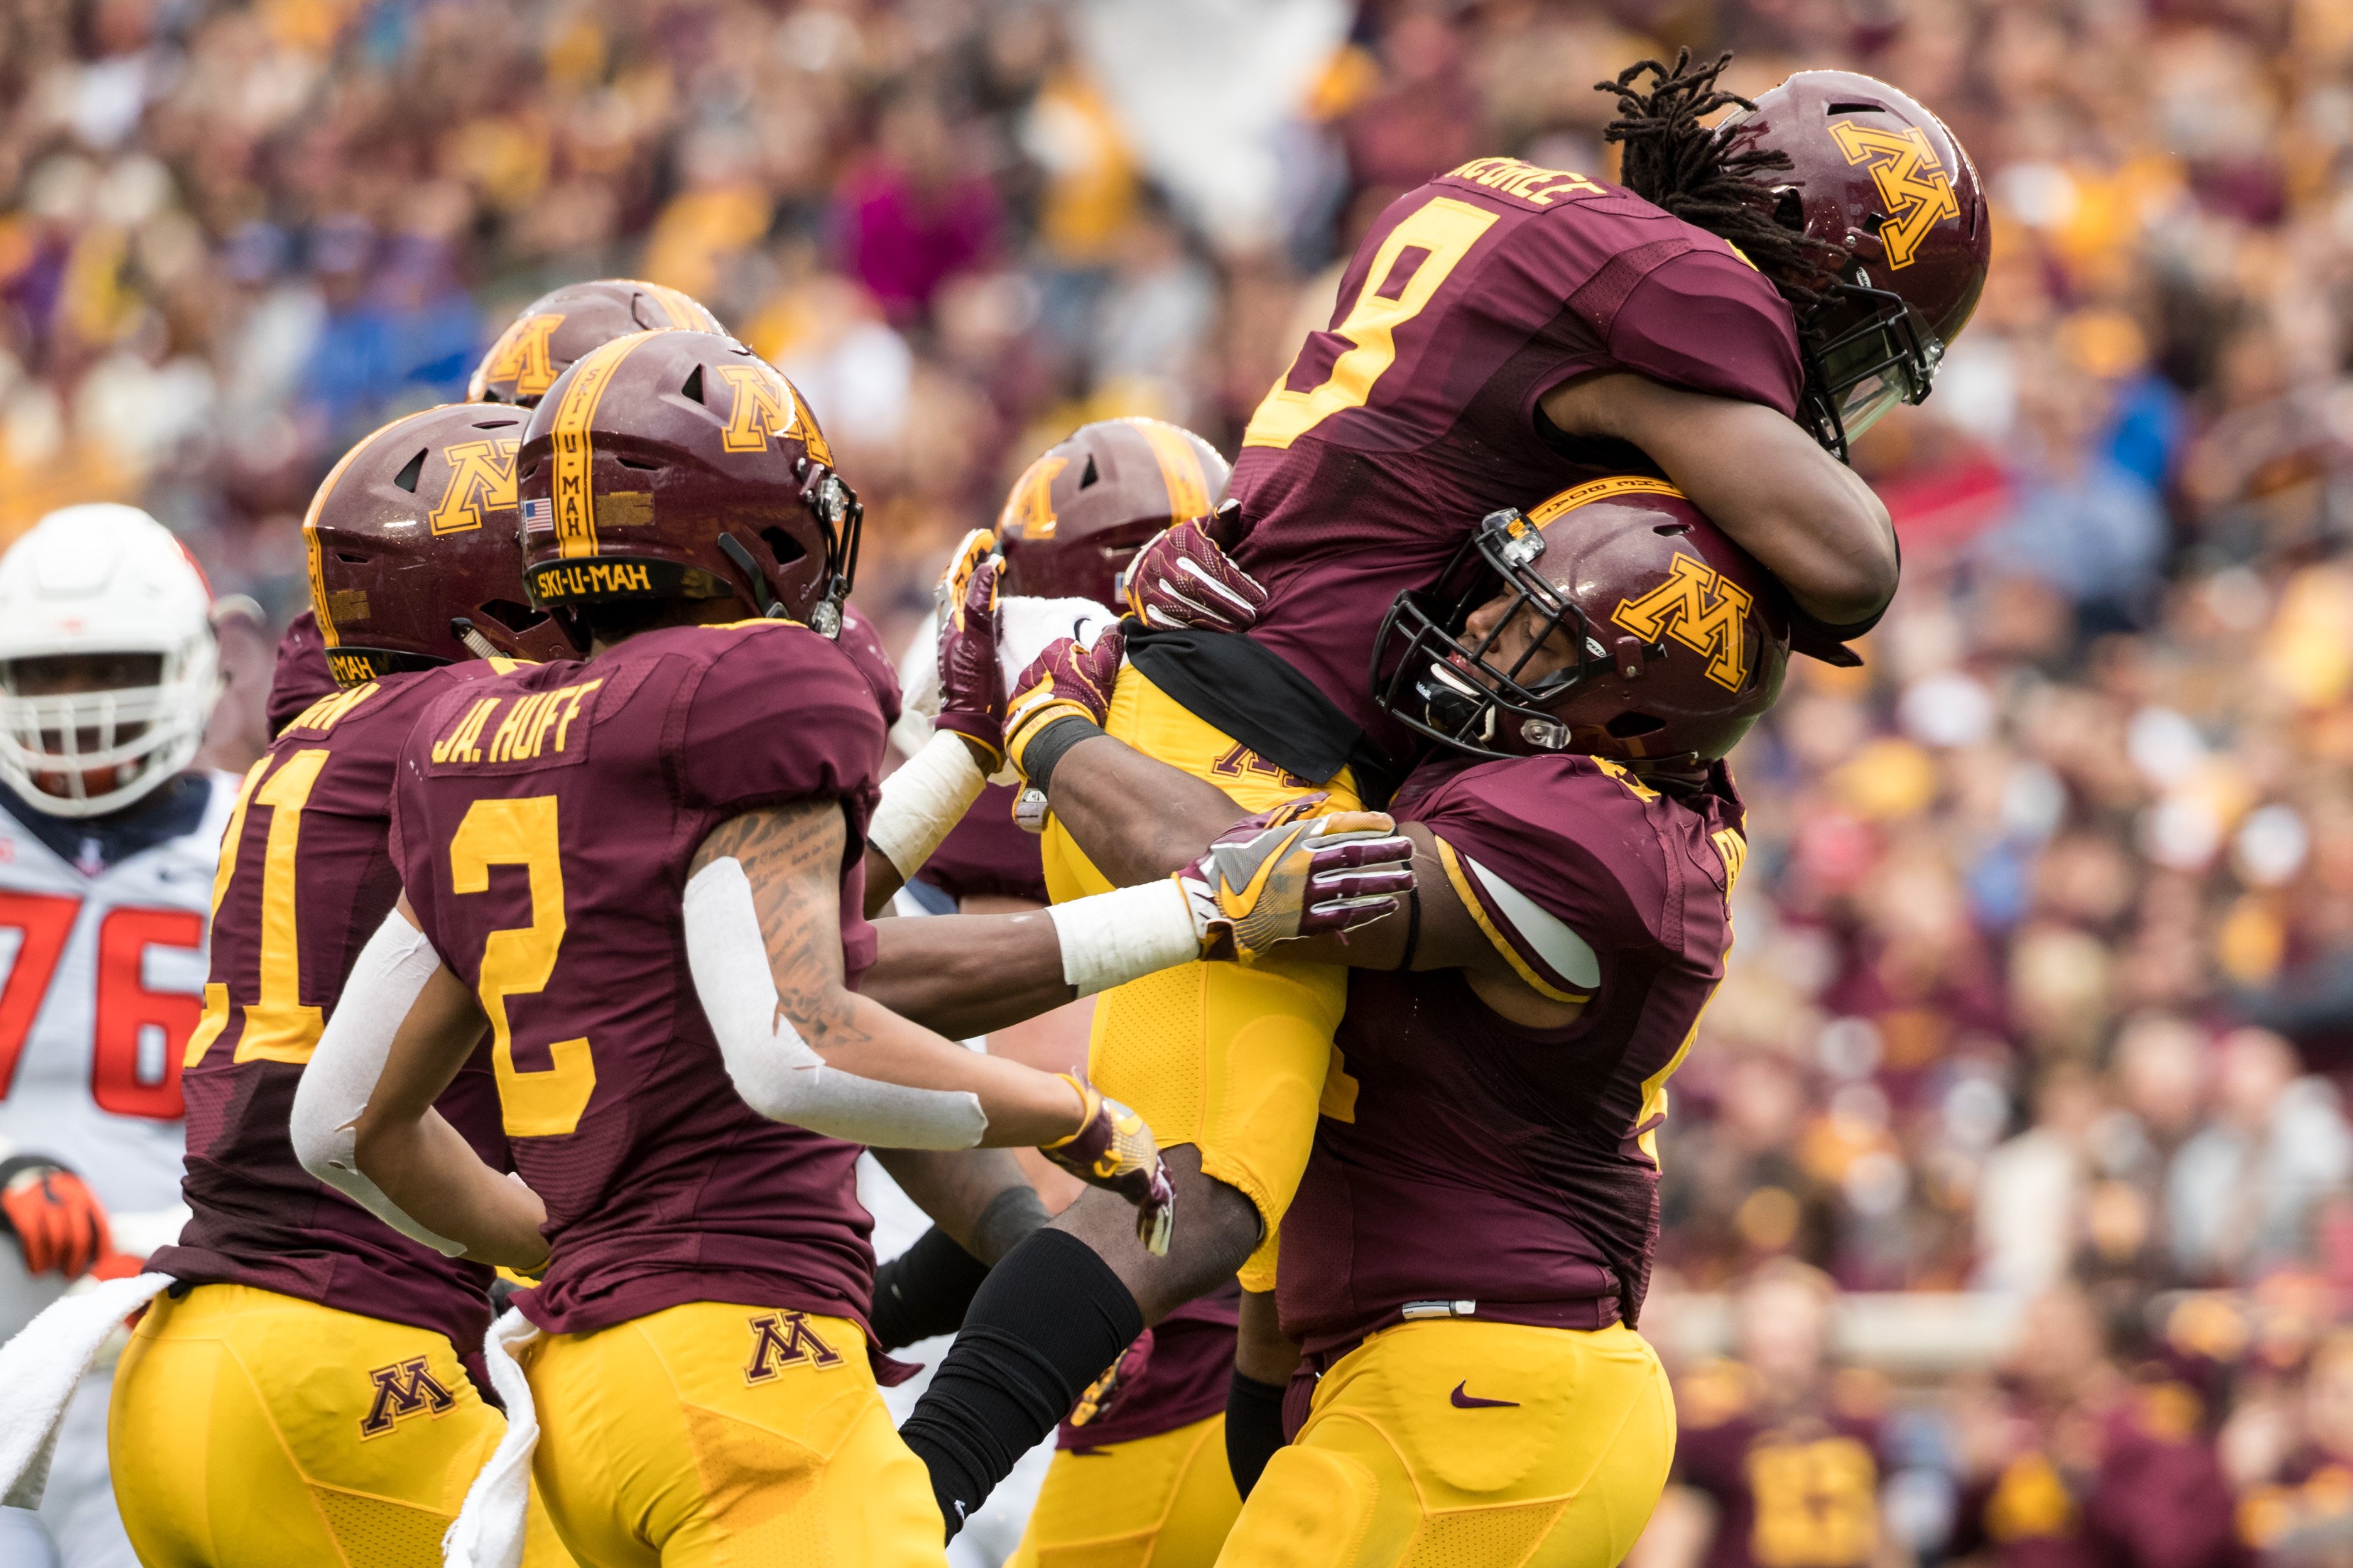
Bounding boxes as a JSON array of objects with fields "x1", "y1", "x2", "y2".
[{"x1": 0, "y1": 504, "x2": 222, "y2": 818}]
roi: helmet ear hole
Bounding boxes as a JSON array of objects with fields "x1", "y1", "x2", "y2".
[
  {"x1": 1652, "y1": 522, "x2": 1690, "y2": 536},
  {"x1": 1773, "y1": 187, "x2": 1805, "y2": 233},
  {"x1": 1606, "y1": 712, "x2": 1666, "y2": 739},
  {"x1": 474, "y1": 598, "x2": 550, "y2": 633},
  {"x1": 1079, "y1": 454, "x2": 1099, "y2": 488},
  {"x1": 681, "y1": 365, "x2": 705, "y2": 404},
  {"x1": 392, "y1": 450, "x2": 427, "y2": 493},
  {"x1": 758, "y1": 527, "x2": 806, "y2": 567}
]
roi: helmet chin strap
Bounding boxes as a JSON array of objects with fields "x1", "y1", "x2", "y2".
[{"x1": 715, "y1": 533, "x2": 785, "y2": 619}]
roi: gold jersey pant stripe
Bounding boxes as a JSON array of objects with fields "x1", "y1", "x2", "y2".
[
  {"x1": 1213, "y1": 1321, "x2": 1675, "y2": 1568},
  {"x1": 1040, "y1": 665, "x2": 1358, "y2": 1291},
  {"x1": 1007, "y1": 1414, "x2": 1242, "y2": 1568},
  {"x1": 519, "y1": 1300, "x2": 946, "y2": 1568},
  {"x1": 108, "y1": 1281, "x2": 576, "y2": 1568}
]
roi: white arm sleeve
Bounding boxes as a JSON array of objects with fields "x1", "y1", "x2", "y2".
[
  {"x1": 683, "y1": 857, "x2": 989, "y2": 1150},
  {"x1": 867, "y1": 730, "x2": 988, "y2": 882},
  {"x1": 290, "y1": 912, "x2": 469, "y2": 1258}
]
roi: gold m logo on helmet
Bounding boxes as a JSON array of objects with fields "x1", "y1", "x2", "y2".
[
  {"x1": 999, "y1": 454, "x2": 1066, "y2": 539},
  {"x1": 714, "y1": 363, "x2": 803, "y2": 454},
  {"x1": 1611, "y1": 556, "x2": 1755, "y2": 693},
  {"x1": 1827, "y1": 121, "x2": 1960, "y2": 270},
  {"x1": 477, "y1": 312, "x2": 565, "y2": 401},
  {"x1": 428, "y1": 438, "x2": 519, "y2": 535}
]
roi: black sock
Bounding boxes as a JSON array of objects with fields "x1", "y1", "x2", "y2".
[
  {"x1": 1225, "y1": 1368, "x2": 1288, "y2": 1498},
  {"x1": 869, "y1": 1226, "x2": 992, "y2": 1352},
  {"x1": 899, "y1": 1229, "x2": 1143, "y2": 1537}
]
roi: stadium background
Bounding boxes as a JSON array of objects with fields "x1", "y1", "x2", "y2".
[{"x1": 5, "y1": 0, "x2": 2352, "y2": 1558}]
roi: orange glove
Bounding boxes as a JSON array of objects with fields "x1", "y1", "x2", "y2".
[{"x1": 0, "y1": 1159, "x2": 114, "y2": 1278}]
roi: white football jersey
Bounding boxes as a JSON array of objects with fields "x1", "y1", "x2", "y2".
[{"x1": 0, "y1": 772, "x2": 232, "y2": 1216}]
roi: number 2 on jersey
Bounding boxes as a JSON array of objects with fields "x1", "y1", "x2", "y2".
[
  {"x1": 451, "y1": 795, "x2": 595, "y2": 1137},
  {"x1": 1243, "y1": 197, "x2": 1498, "y2": 451}
]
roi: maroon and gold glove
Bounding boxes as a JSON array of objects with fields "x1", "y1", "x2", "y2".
[
  {"x1": 1068, "y1": 1327, "x2": 1155, "y2": 1428},
  {"x1": 1040, "y1": 1073, "x2": 1173, "y2": 1256},
  {"x1": 933, "y1": 533, "x2": 1006, "y2": 769},
  {"x1": 1003, "y1": 625, "x2": 1126, "y2": 785},
  {"x1": 1176, "y1": 799, "x2": 1416, "y2": 964},
  {"x1": 1124, "y1": 518, "x2": 1268, "y2": 633},
  {"x1": 0, "y1": 1159, "x2": 112, "y2": 1278}
]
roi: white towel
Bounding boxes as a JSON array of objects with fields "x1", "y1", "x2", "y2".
[
  {"x1": 442, "y1": 1307, "x2": 542, "y2": 1568},
  {"x1": 0, "y1": 1272, "x2": 173, "y2": 1508}
]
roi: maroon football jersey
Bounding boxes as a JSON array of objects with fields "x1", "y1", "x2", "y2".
[
  {"x1": 1232, "y1": 158, "x2": 1801, "y2": 760},
  {"x1": 1059, "y1": 1284, "x2": 1239, "y2": 1451},
  {"x1": 838, "y1": 602, "x2": 904, "y2": 732},
  {"x1": 156, "y1": 664, "x2": 523, "y2": 1354},
  {"x1": 1670, "y1": 1361, "x2": 1891, "y2": 1568},
  {"x1": 265, "y1": 610, "x2": 340, "y2": 737},
  {"x1": 918, "y1": 782, "x2": 1050, "y2": 907},
  {"x1": 392, "y1": 621, "x2": 888, "y2": 1338},
  {"x1": 1277, "y1": 752, "x2": 1744, "y2": 1355}
]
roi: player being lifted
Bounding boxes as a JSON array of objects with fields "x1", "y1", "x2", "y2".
[
  {"x1": 895, "y1": 58, "x2": 1989, "y2": 1529},
  {"x1": 291, "y1": 330, "x2": 1408, "y2": 1565},
  {"x1": 942, "y1": 475, "x2": 1783, "y2": 1566},
  {"x1": 0, "y1": 504, "x2": 231, "y2": 1568}
]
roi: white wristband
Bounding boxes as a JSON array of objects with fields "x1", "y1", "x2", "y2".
[
  {"x1": 1047, "y1": 879, "x2": 1202, "y2": 997},
  {"x1": 869, "y1": 730, "x2": 988, "y2": 882}
]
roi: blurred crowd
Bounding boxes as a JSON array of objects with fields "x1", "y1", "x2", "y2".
[{"x1": 8, "y1": 0, "x2": 2353, "y2": 1557}]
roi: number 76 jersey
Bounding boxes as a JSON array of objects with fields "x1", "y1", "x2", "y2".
[
  {"x1": 0, "y1": 775, "x2": 235, "y2": 1217},
  {"x1": 1232, "y1": 157, "x2": 1806, "y2": 762}
]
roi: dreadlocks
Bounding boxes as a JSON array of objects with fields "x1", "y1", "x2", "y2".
[{"x1": 1596, "y1": 50, "x2": 1845, "y2": 309}]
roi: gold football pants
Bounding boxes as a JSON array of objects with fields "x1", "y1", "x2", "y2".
[
  {"x1": 1007, "y1": 1414, "x2": 1242, "y2": 1568},
  {"x1": 1040, "y1": 665, "x2": 1357, "y2": 1290},
  {"x1": 1213, "y1": 1321, "x2": 1675, "y2": 1568},
  {"x1": 109, "y1": 1282, "x2": 575, "y2": 1568},
  {"x1": 519, "y1": 1301, "x2": 945, "y2": 1568}
]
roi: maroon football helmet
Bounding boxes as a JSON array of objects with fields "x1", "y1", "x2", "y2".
[
  {"x1": 1371, "y1": 478, "x2": 1789, "y2": 763},
  {"x1": 1720, "y1": 70, "x2": 1989, "y2": 458},
  {"x1": 469, "y1": 278, "x2": 724, "y2": 408},
  {"x1": 997, "y1": 418, "x2": 1231, "y2": 603},
  {"x1": 303, "y1": 402, "x2": 580, "y2": 686},
  {"x1": 516, "y1": 329, "x2": 861, "y2": 635}
]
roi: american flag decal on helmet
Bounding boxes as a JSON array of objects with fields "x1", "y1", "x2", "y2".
[{"x1": 522, "y1": 497, "x2": 553, "y2": 534}]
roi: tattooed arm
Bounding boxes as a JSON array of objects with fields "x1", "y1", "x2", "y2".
[{"x1": 690, "y1": 798, "x2": 1087, "y2": 1146}]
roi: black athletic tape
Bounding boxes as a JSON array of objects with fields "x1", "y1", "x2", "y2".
[
  {"x1": 1025, "y1": 715, "x2": 1104, "y2": 797},
  {"x1": 870, "y1": 1226, "x2": 992, "y2": 1353},
  {"x1": 1225, "y1": 1368, "x2": 1289, "y2": 1498}
]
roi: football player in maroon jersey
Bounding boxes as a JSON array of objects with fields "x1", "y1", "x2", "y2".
[
  {"x1": 892, "y1": 479, "x2": 1783, "y2": 1565},
  {"x1": 290, "y1": 331, "x2": 1408, "y2": 1565},
  {"x1": 106, "y1": 401, "x2": 584, "y2": 1567},
  {"x1": 894, "y1": 56, "x2": 1990, "y2": 1536}
]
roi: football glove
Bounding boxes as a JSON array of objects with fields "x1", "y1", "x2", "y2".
[
  {"x1": 1176, "y1": 801, "x2": 1415, "y2": 965},
  {"x1": 1040, "y1": 1074, "x2": 1173, "y2": 1256},
  {"x1": 1004, "y1": 625, "x2": 1126, "y2": 785},
  {"x1": 1068, "y1": 1327, "x2": 1155, "y2": 1428},
  {"x1": 0, "y1": 1158, "x2": 112, "y2": 1279},
  {"x1": 933, "y1": 534, "x2": 1006, "y2": 768},
  {"x1": 1124, "y1": 518, "x2": 1268, "y2": 634}
]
